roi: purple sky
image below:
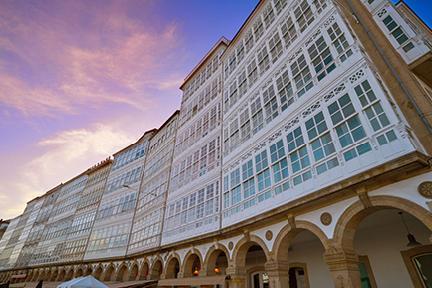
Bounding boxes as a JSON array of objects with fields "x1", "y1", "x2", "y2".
[{"x1": 0, "y1": 0, "x2": 430, "y2": 219}]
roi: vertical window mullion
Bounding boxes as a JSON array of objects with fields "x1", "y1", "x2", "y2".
[{"x1": 348, "y1": 85, "x2": 376, "y2": 140}]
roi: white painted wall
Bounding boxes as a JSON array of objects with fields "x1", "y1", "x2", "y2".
[
  {"x1": 354, "y1": 209, "x2": 431, "y2": 288},
  {"x1": 288, "y1": 232, "x2": 334, "y2": 288}
]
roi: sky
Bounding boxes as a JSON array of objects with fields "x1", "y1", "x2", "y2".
[{"x1": 0, "y1": 0, "x2": 431, "y2": 220}]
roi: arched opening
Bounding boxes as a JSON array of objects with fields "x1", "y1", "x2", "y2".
[
  {"x1": 32, "y1": 270, "x2": 39, "y2": 282},
  {"x1": 38, "y1": 271, "x2": 45, "y2": 281},
  {"x1": 93, "y1": 266, "x2": 103, "y2": 280},
  {"x1": 245, "y1": 245, "x2": 268, "y2": 288},
  {"x1": 44, "y1": 270, "x2": 51, "y2": 281},
  {"x1": 57, "y1": 269, "x2": 65, "y2": 282},
  {"x1": 149, "y1": 260, "x2": 163, "y2": 280},
  {"x1": 183, "y1": 253, "x2": 202, "y2": 277},
  {"x1": 205, "y1": 248, "x2": 229, "y2": 276},
  {"x1": 129, "y1": 264, "x2": 138, "y2": 281},
  {"x1": 165, "y1": 257, "x2": 180, "y2": 279},
  {"x1": 139, "y1": 262, "x2": 149, "y2": 280},
  {"x1": 26, "y1": 271, "x2": 33, "y2": 282},
  {"x1": 103, "y1": 265, "x2": 115, "y2": 282},
  {"x1": 233, "y1": 239, "x2": 270, "y2": 288},
  {"x1": 116, "y1": 264, "x2": 128, "y2": 282},
  {"x1": 274, "y1": 224, "x2": 331, "y2": 288},
  {"x1": 75, "y1": 268, "x2": 84, "y2": 278},
  {"x1": 341, "y1": 207, "x2": 432, "y2": 288},
  {"x1": 65, "y1": 269, "x2": 73, "y2": 281},
  {"x1": 50, "y1": 269, "x2": 58, "y2": 281},
  {"x1": 84, "y1": 267, "x2": 92, "y2": 276}
]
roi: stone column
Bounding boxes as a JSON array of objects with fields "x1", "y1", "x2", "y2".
[
  {"x1": 265, "y1": 260, "x2": 289, "y2": 288},
  {"x1": 323, "y1": 248, "x2": 361, "y2": 288},
  {"x1": 226, "y1": 266, "x2": 246, "y2": 288}
]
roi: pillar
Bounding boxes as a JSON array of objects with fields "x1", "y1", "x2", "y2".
[
  {"x1": 226, "y1": 266, "x2": 246, "y2": 288},
  {"x1": 323, "y1": 248, "x2": 361, "y2": 288},
  {"x1": 265, "y1": 260, "x2": 289, "y2": 288}
]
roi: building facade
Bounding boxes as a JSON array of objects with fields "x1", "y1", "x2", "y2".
[
  {"x1": 128, "y1": 111, "x2": 179, "y2": 257},
  {"x1": 1, "y1": 0, "x2": 432, "y2": 287},
  {"x1": 84, "y1": 131, "x2": 155, "y2": 261},
  {"x1": 162, "y1": 39, "x2": 226, "y2": 245}
]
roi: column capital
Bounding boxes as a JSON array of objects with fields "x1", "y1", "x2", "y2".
[
  {"x1": 323, "y1": 247, "x2": 361, "y2": 288},
  {"x1": 225, "y1": 266, "x2": 246, "y2": 288},
  {"x1": 225, "y1": 265, "x2": 246, "y2": 276},
  {"x1": 323, "y1": 247, "x2": 359, "y2": 272},
  {"x1": 264, "y1": 259, "x2": 290, "y2": 272}
]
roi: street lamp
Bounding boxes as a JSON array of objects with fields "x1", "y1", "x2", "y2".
[{"x1": 398, "y1": 211, "x2": 422, "y2": 247}]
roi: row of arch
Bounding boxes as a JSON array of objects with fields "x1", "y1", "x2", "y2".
[{"x1": 1, "y1": 195, "x2": 431, "y2": 286}]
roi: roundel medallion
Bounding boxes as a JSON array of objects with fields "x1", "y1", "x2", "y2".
[
  {"x1": 228, "y1": 241, "x2": 234, "y2": 250},
  {"x1": 418, "y1": 181, "x2": 432, "y2": 199},
  {"x1": 320, "y1": 212, "x2": 332, "y2": 226},
  {"x1": 265, "y1": 230, "x2": 273, "y2": 241}
]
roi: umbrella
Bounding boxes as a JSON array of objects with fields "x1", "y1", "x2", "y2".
[{"x1": 57, "y1": 275, "x2": 109, "y2": 288}]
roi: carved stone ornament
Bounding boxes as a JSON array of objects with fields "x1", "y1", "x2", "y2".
[
  {"x1": 320, "y1": 212, "x2": 332, "y2": 226},
  {"x1": 228, "y1": 241, "x2": 234, "y2": 250},
  {"x1": 418, "y1": 181, "x2": 432, "y2": 199},
  {"x1": 265, "y1": 230, "x2": 273, "y2": 241}
]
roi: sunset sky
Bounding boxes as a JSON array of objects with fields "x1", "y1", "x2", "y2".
[{"x1": 0, "y1": 0, "x2": 431, "y2": 219}]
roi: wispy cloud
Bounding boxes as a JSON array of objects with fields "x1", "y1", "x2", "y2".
[
  {"x1": 0, "y1": 123, "x2": 134, "y2": 218},
  {"x1": 0, "y1": 0, "x2": 184, "y2": 117}
]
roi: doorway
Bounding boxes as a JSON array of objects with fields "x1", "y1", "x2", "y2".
[{"x1": 250, "y1": 271, "x2": 269, "y2": 288}]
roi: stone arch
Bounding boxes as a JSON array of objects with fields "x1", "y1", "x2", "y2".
[
  {"x1": 93, "y1": 264, "x2": 103, "y2": 280},
  {"x1": 203, "y1": 244, "x2": 230, "y2": 276},
  {"x1": 37, "y1": 270, "x2": 45, "y2": 281},
  {"x1": 32, "y1": 270, "x2": 40, "y2": 282},
  {"x1": 84, "y1": 265, "x2": 92, "y2": 276},
  {"x1": 164, "y1": 253, "x2": 181, "y2": 279},
  {"x1": 116, "y1": 263, "x2": 128, "y2": 282},
  {"x1": 25, "y1": 270, "x2": 33, "y2": 282},
  {"x1": 139, "y1": 260, "x2": 150, "y2": 280},
  {"x1": 129, "y1": 262, "x2": 139, "y2": 281},
  {"x1": 103, "y1": 264, "x2": 115, "y2": 282},
  {"x1": 45, "y1": 269, "x2": 51, "y2": 281},
  {"x1": 65, "y1": 268, "x2": 74, "y2": 281},
  {"x1": 333, "y1": 195, "x2": 432, "y2": 251},
  {"x1": 74, "y1": 266, "x2": 84, "y2": 278},
  {"x1": 273, "y1": 220, "x2": 330, "y2": 262},
  {"x1": 182, "y1": 249, "x2": 204, "y2": 277},
  {"x1": 57, "y1": 268, "x2": 66, "y2": 282},
  {"x1": 3, "y1": 272, "x2": 10, "y2": 282},
  {"x1": 149, "y1": 258, "x2": 163, "y2": 280},
  {"x1": 232, "y1": 234, "x2": 271, "y2": 268},
  {"x1": 50, "y1": 268, "x2": 58, "y2": 281}
]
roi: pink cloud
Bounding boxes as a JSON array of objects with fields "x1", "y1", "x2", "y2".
[{"x1": 0, "y1": 1, "x2": 184, "y2": 117}]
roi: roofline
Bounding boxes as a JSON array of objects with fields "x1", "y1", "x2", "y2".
[
  {"x1": 84, "y1": 157, "x2": 113, "y2": 175},
  {"x1": 156, "y1": 110, "x2": 180, "y2": 132},
  {"x1": 28, "y1": 183, "x2": 63, "y2": 204},
  {"x1": 221, "y1": 0, "x2": 264, "y2": 59},
  {"x1": 395, "y1": 0, "x2": 432, "y2": 32},
  {"x1": 180, "y1": 37, "x2": 230, "y2": 90},
  {"x1": 113, "y1": 129, "x2": 157, "y2": 156}
]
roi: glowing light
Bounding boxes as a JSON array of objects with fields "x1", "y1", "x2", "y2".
[{"x1": 193, "y1": 267, "x2": 199, "y2": 276}]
